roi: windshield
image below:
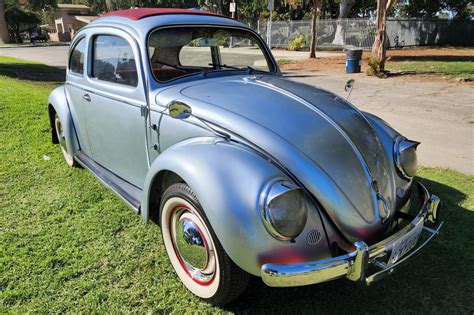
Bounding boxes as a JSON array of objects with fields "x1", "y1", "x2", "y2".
[{"x1": 148, "y1": 26, "x2": 275, "y2": 82}]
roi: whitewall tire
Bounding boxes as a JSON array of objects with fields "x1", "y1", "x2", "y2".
[
  {"x1": 54, "y1": 114, "x2": 77, "y2": 167},
  {"x1": 160, "y1": 183, "x2": 249, "y2": 305}
]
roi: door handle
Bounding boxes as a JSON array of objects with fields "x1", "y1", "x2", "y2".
[{"x1": 82, "y1": 93, "x2": 91, "y2": 102}]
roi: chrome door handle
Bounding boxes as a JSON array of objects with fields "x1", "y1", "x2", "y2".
[{"x1": 82, "y1": 93, "x2": 91, "y2": 102}]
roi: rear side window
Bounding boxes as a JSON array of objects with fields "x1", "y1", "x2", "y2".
[
  {"x1": 92, "y1": 35, "x2": 138, "y2": 87},
  {"x1": 69, "y1": 37, "x2": 86, "y2": 74}
]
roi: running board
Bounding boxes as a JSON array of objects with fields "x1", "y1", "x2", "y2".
[{"x1": 75, "y1": 151, "x2": 142, "y2": 213}]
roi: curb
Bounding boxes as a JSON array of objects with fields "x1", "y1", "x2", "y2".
[{"x1": 0, "y1": 43, "x2": 70, "y2": 49}]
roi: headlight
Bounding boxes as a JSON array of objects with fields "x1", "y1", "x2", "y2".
[
  {"x1": 394, "y1": 137, "x2": 419, "y2": 179},
  {"x1": 260, "y1": 179, "x2": 308, "y2": 241}
]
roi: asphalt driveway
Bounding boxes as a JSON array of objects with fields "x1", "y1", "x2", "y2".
[{"x1": 1, "y1": 45, "x2": 472, "y2": 174}]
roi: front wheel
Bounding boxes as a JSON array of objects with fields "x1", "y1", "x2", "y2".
[{"x1": 160, "y1": 183, "x2": 249, "y2": 305}]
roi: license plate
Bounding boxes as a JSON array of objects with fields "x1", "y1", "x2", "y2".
[{"x1": 388, "y1": 220, "x2": 424, "y2": 265}]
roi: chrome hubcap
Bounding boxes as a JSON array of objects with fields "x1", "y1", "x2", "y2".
[
  {"x1": 171, "y1": 208, "x2": 216, "y2": 284},
  {"x1": 176, "y1": 218, "x2": 208, "y2": 270}
]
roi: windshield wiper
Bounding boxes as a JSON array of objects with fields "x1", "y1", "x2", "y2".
[
  {"x1": 208, "y1": 64, "x2": 260, "y2": 75},
  {"x1": 154, "y1": 60, "x2": 184, "y2": 70},
  {"x1": 208, "y1": 63, "x2": 240, "y2": 70}
]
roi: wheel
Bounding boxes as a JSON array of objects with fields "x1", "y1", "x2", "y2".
[
  {"x1": 160, "y1": 183, "x2": 249, "y2": 305},
  {"x1": 54, "y1": 114, "x2": 77, "y2": 167}
]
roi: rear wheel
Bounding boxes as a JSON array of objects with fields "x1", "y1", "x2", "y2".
[
  {"x1": 160, "y1": 183, "x2": 249, "y2": 305},
  {"x1": 54, "y1": 114, "x2": 77, "y2": 167}
]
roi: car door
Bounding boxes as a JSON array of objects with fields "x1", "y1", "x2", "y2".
[
  {"x1": 65, "y1": 35, "x2": 93, "y2": 156},
  {"x1": 83, "y1": 30, "x2": 149, "y2": 188}
]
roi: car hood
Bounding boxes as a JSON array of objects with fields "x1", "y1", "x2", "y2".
[{"x1": 155, "y1": 74, "x2": 397, "y2": 242}]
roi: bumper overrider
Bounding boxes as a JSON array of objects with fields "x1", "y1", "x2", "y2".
[{"x1": 261, "y1": 182, "x2": 443, "y2": 287}]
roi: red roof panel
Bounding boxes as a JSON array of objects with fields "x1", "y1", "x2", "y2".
[{"x1": 102, "y1": 8, "x2": 223, "y2": 20}]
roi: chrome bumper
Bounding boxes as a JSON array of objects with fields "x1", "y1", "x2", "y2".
[{"x1": 261, "y1": 182, "x2": 443, "y2": 287}]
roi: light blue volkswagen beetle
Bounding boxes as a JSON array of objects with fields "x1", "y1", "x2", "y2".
[{"x1": 48, "y1": 8, "x2": 443, "y2": 305}]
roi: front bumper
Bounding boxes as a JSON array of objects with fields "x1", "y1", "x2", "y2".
[{"x1": 261, "y1": 182, "x2": 442, "y2": 287}]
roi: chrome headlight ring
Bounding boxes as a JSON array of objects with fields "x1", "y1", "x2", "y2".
[
  {"x1": 394, "y1": 136, "x2": 419, "y2": 179},
  {"x1": 259, "y1": 178, "x2": 308, "y2": 241}
]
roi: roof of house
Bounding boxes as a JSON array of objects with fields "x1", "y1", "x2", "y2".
[
  {"x1": 74, "y1": 16, "x2": 98, "y2": 23},
  {"x1": 57, "y1": 4, "x2": 90, "y2": 10},
  {"x1": 101, "y1": 8, "x2": 223, "y2": 20}
]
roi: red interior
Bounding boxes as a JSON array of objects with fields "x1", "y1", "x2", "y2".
[
  {"x1": 101, "y1": 8, "x2": 222, "y2": 20},
  {"x1": 116, "y1": 65, "x2": 188, "y2": 82}
]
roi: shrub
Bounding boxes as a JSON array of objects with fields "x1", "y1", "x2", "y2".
[
  {"x1": 277, "y1": 59, "x2": 292, "y2": 66},
  {"x1": 367, "y1": 56, "x2": 387, "y2": 78},
  {"x1": 288, "y1": 35, "x2": 307, "y2": 51}
]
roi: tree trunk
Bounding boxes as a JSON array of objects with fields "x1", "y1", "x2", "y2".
[
  {"x1": 0, "y1": 0, "x2": 10, "y2": 44},
  {"x1": 372, "y1": 0, "x2": 389, "y2": 70},
  {"x1": 332, "y1": 0, "x2": 351, "y2": 45},
  {"x1": 321, "y1": 0, "x2": 326, "y2": 19},
  {"x1": 105, "y1": 0, "x2": 115, "y2": 12},
  {"x1": 309, "y1": 0, "x2": 319, "y2": 58}
]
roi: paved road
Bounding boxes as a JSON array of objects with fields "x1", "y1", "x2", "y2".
[
  {"x1": 0, "y1": 46, "x2": 69, "y2": 68},
  {"x1": 1, "y1": 46, "x2": 472, "y2": 174}
]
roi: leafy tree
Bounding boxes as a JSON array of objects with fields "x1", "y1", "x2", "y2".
[
  {"x1": 237, "y1": 0, "x2": 267, "y2": 23},
  {"x1": 287, "y1": 0, "x2": 319, "y2": 57},
  {"x1": 371, "y1": 0, "x2": 395, "y2": 73},
  {"x1": 5, "y1": 6, "x2": 41, "y2": 43},
  {"x1": 398, "y1": 0, "x2": 471, "y2": 19}
]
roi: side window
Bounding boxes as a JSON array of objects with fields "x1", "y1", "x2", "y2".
[
  {"x1": 92, "y1": 35, "x2": 138, "y2": 87},
  {"x1": 69, "y1": 37, "x2": 86, "y2": 74}
]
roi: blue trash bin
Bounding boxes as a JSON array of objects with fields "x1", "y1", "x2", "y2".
[{"x1": 345, "y1": 49, "x2": 363, "y2": 73}]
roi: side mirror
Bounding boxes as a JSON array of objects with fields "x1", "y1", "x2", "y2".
[
  {"x1": 168, "y1": 101, "x2": 192, "y2": 119},
  {"x1": 344, "y1": 79, "x2": 355, "y2": 100},
  {"x1": 345, "y1": 79, "x2": 354, "y2": 92}
]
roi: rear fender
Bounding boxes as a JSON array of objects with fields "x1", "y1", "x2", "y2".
[{"x1": 48, "y1": 86, "x2": 80, "y2": 155}]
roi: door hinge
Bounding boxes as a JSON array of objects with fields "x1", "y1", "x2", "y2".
[{"x1": 140, "y1": 105, "x2": 148, "y2": 117}]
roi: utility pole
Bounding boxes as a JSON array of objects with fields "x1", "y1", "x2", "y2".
[
  {"x1": 229, "y1": 0, "x2": 236, "y2": 47},
  {"x1": 267, "y1": 0, "x2": 274, "y2": 49},
  {"x1": 230, "y1": 0, "x2": 236, "y2": 19}
]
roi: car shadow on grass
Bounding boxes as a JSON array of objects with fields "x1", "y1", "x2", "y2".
[
  {"x1": 0, "y1": 61, "x2": 65, "y2": 83},
  {"x1": 223, "y1": 176, "x2": 472, "y2": 313}
]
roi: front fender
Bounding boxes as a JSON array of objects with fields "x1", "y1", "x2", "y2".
[
  {"x1": 48, "y1": 86, "x2": 80, "y2": 155},
  {"x1": 363, "y1": 112, "x2": 412, "y2": 206},
  {"x1": 141, "y1": 137, "x2": 331, "y2": 276}
]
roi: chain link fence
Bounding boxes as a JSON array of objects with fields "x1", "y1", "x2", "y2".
[{"x1": 252, "y1": 18, "x2": 474, "y2": 50}]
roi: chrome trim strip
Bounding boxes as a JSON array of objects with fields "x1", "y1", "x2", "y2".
[
  {"x1": 75, "y1": 151, "x2": 142, "y2": 212},
  {"x1": 66, "y1": 82, "x2": 146, "y2": 108}
]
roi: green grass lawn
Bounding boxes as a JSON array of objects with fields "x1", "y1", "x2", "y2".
[
  {"x1": 388, "y1": 60, "x2": 474, "y2": 80},
  {"x1": 1, "y1": 57, "x2": 473, "y2": 313}
]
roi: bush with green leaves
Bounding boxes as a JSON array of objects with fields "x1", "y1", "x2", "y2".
[
  {"x1": 367, "y1": 56, "x2": 387, "y2": 78},
  {"x1": 288, "y1": 35, "x2": 307, "y2": 51}
]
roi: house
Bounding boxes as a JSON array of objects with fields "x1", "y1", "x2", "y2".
[{"x1": 49, "y1": 4, "x2": 98, "y2": 42}]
